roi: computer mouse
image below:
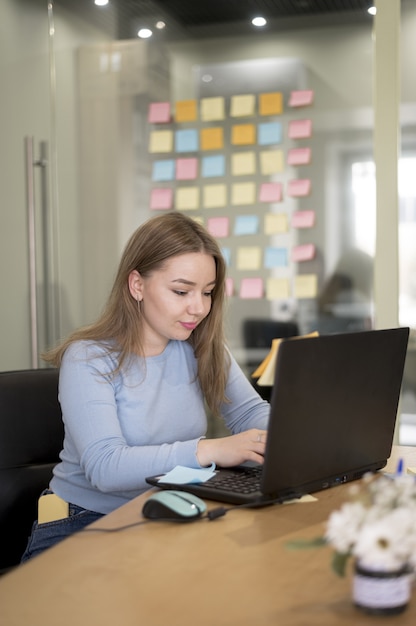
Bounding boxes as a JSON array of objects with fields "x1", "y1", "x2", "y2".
[{"x1": 142, "y1": 490, "x2": 207, "y2": 522}]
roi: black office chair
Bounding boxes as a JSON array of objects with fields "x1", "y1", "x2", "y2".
[
  {"x1": 0, "y1": 368, "x2": 63, "y2": 574},
  {"x1": 242, "y1": 319, "x2": 299, "y2": 401}
]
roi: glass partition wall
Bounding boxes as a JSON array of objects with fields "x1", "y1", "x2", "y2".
[{"x1": 2, "y1": 0, "x2": 415, "y2": 442}]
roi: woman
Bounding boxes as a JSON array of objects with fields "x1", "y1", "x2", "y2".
[{"x1": 22, "y1": 212, "x2": 269, "y2": 561}]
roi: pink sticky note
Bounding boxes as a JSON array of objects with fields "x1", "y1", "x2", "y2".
[
  {"x1": 239, "y1": 277, "x2": 263, "y2": 299},
  {"x1": 225, "y1": 277, "x2": 234, "y2": 297},
  {"x1": 292, "y1": 210, "x2": 316, "y2": 229},
  {"x1": 148, "y1": 102, "x2": 171, "y2": 124},
  {"x1": 259, "y1": 182, "x2": 282, "y2": 203},
  {"x1": 176, "y1": 158, "x2": 198, "y2": 180},
  {"x1": 287, "y1": 147, "x2": 311, "y2": 166},
  {"x1": 288, "y1": 90, "x2": 314, "y2": 107},
  {"x1": 287, "y1": 179, "x2": 311, "y2": 197},
  {"x1": 288, "y1": 119, "x2": 312, "y2": 139},
  {"x1": 292, "y1": 244, "x2": 316, "y2": 262},
  {"x1": 150, "y1": 188, "x2": 173, "y2": 210},
  {"x1": 207, "y1": 216, "x2": 229, "y2": 238}
]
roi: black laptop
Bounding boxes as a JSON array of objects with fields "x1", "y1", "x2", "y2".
[{"x1": 146, "y1": 327, "x2": 409, "y2": 505}]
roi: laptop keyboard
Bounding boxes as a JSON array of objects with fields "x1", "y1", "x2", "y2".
[{"x1": 208, "y1": 466, "x2": 263, "y2": 494}]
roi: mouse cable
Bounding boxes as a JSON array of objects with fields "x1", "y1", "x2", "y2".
[{"x1": 205, "y1": 493, "x2": 302, "y2": 521}]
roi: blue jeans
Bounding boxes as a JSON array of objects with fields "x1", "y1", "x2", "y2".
[{"x1": 21, "y1": 491, "x2": 104, "y2": 563}]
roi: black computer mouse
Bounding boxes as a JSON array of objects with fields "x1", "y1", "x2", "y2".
[{"x1": 142, "y1": 490, "x2": 207, "y2": 522}]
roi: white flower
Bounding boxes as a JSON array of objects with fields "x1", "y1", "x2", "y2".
[{"x1": 325, "y1": 502, "x2": 366, "y2": 554}]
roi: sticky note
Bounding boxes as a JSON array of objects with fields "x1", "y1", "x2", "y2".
[
  {"x1": 152, "y1": 160, "x2": 175, "y2": 182},
  {"x1": 225, "y1": 277, "x2": 234, "y2": 297},
  {"x1": 266, "y1": 278, "x2": 290, "y2": 300},
  {"x1": 288, "y1": 90, "x2": 314, "y2": 107},
  {"x1": 148, "y1": 101, "x2": 171, "y2": 123},
  {"x1": 175, "y1": 129, "x2": 199, "y2": 153},
  {"x1": 287, "y1": 179, "x2": 311, "y2": 197},
  {"x1": 150, "y1": 188, "x2": 173, "y2": 210},
  {"x1": 240, "y1": 277, "x2": 263, "y2": 299},
  {"x1": 264, "y1": 247, "x2": 288, "y2": 268},
  {"x1": 175, "y1": 99, "x2": 198, "y2": 122},
  {"x1": 231, "y1": 124, "x2": 256, "y2": 146},
  {"x1": 259, "y1": 92, "x2": 283, "y2": 116},
  {"x1": 294, "y1": 274, "x2": 318, "y2": 299},
  {"x1": 236, "y1": 247, "x2": 262, "y2": 270},
  {"x1": 234, "y1": 215, "x2": 259, "y2": 236},
  {"x1": 231, "y1": 151, "x2": 256, "y2": 176},
  {"x1": 231, "y1": 182, "x2": 256, "y2": 205},
  {"x1": 292, "y1": 210, "x2": 315, "y2": 229},
  {"x1": 176, "y1": 158, "x2": 198, "y2": 180},
  {"x1": 149, "y1": 130, "x2": 173, "y2": 153},
  {"x1": 260, "y1": 150, "x2": 284, "y2": 175},
  {"x1": 207, "y1": 216, "x2": 229, "y2": 238},
  {"x1": 288, "y1": 119, "x2": 312, "y2": 139},
  {"x1": 259, "y1": 182, "x2": 283, "y2": 203},
  {"x1": 158, "y1": 463, "x2": 216, "y2": 484},
  {"x1": 201, "y1": 154, "x2": 226, "y2": 178},
  {"x1": 230, "y1": 94, "x2": 256, "y2": 117},
  {"x1": 200, "y1": 97, "x2": 225, "y2": 121},
  {"x1": 200, "y1": 127, "x2": 224, "y2": 151},
  {"x1": 292, "y1": 244, "x2": 316, "y2": 262},
  {"x1": 264, "y1": 213, "x2": 288, "y2": 235},
  {"x1": 203, "y1": 184, "x2": 227, "y2": 208},
  {"x1": 221, "y1": 247, "x2": 231, "y2": 266},
  {"x1": 175, "y1": 186, "x2": 200, "y2": 211},
  {"x1": 287, "y1": 147, "x2": 312, "y2": 166},
  {"x1": 258, "y1": 122, "x2": 282, "y2": 146}
]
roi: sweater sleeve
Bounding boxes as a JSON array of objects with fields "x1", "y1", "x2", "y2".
[{"x1": 220, "y1": 353, "x2": 270, "y2": 433}]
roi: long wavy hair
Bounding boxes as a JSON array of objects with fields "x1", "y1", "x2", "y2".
[{"x1": 44, "y1": 212, "x2": 230, "y2": 416}]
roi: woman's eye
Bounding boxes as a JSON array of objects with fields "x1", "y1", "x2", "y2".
[
  {"x1": 204, "y1": 291, "x2": 213, "y2": 297},
  {"x1": 173, "y1": 290, "x2": 187, "y2": 296}
]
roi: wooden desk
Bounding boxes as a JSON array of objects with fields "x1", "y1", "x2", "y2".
[{"x1": 1, "y1": 446, "x2": 416, "y2": 626}]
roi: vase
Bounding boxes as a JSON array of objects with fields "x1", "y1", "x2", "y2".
[{"x1": 353, "y1": 561, "x2": 412, "y2": 615}]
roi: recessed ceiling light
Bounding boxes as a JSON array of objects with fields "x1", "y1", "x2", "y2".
[
  {"x1": 138, "y1": 28, "x2": 153, "y2": 39},
  {"x1": 252, "y1": 16, "x2": 267, "y2": 27},
  {"x1": 155, "y1": 21, "x2": 166, "y2": 29},
  {"x1": 94, "y1": 0, "x2": 109, "y2": 6},
  {"x1": 368, "y1": 6, "x2": 376, "y2": 16}
]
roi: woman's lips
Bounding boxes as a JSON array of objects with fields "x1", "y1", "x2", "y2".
[{"x1": 180, "y1": 321, "x2": 198, "y2": 330}]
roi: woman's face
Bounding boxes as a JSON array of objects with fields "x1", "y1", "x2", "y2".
[{"x1": 129, "y1": 252, "x2": 216, "y2": 356}]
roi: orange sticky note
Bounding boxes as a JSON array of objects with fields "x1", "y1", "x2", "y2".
[
  {"x1": 175, "y1": 99, "x2": 198, "y2": 122},
  {"x1": 231, "y1": 124, "x2": 256, "y2": 146},
  {"x1": 200, "y1": 127, "x2": 224, "y2": 151},
  {"x1": 259, "y1": 92, "x2": 283, "y2": 116}
]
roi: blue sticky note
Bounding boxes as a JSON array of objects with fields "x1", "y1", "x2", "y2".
[
  {"x1": 258, "y1": 122, "x2": 282, "y2": 146},
  {"x1": 201, "y1": 154, "x2": 226, "y2": 178},
  {"x1": 221, "y1": 247, "x2": 231, "y2": 266},
  {"x1": 264, "y1": 247, "x2": 288, "y2": 268},
  {"x1": 152, "y1": 159, "x2": 175, "y2": 181},
  {"x1": 158, "y1": 463, "x2": 216, "y2": 485},
  {"x1": 175, "y1": 129, "x2": 199, "y2": 153},
  {"x1": 234, "y1": 215, "x2": 259, "y2": 236}
]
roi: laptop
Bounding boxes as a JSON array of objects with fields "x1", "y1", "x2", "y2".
[{"x1": 146, "y1": 327, "x2": 409, "y2": 505}]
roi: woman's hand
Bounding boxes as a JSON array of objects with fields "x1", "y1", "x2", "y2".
[{"x1": 197, "y1": 429, "x2": 267, "y2": 468}]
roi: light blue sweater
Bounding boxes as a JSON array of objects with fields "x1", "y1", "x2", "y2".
[{"x1": 51, "y1": 340, "x2": 270, "y2": 514}]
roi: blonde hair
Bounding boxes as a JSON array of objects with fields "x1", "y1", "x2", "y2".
[{"x1": 44, "y1": 212, "x2": 230, "y2": 416}]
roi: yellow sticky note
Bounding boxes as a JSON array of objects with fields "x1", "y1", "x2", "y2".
[
  {"x1": 231, "y1": 182, "x2": 256, "y2": 205},
  {"x1": 231, "y1": 151, "x2": 256, "y2": 176},
  {"x1": 200, "y1": 97, "x2": 225, "y2": 121},
  {"x1": 294, "y1": 274, "x2": 318, "y2": 299},
  {"x1": 259, "y1": 92, "x2": 283, "y2": 116},
  {"x1": 236, "y1": 247, "x2": 262, "y2": 270},
  {"x1": 266, "y1": 277, "x2": 290, "y2": 300},
  {"x1": 175, "y1": 99, "x2": 197, "y2": 122},
  {"x1": 230, "y1": 94, "x2": 256, "y2": 118},
  {"x1": 260, "y1": 150, "x2": 284, "y2": 175},
  {"x1": 175, "y1": 187, "x2": 200, "y2": 211},
  {"x1": 231, "y1": 124, "x2": 256, "y2": 146},
  {"x1": 200, "y1": 127, "x2": 224, "y2": 151},
  {"x1": 203, "y1": 184, "x2": 227, "y2": 209},
  {"x1": 149, "y1": 130, "x2": 173, "y2": 153},
  {"x1": 264, "y1": 213, "x2": 288, "y2": 235},
  {"x1": 407, "y1": 467, "x2": 416, "y2": 475}
]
